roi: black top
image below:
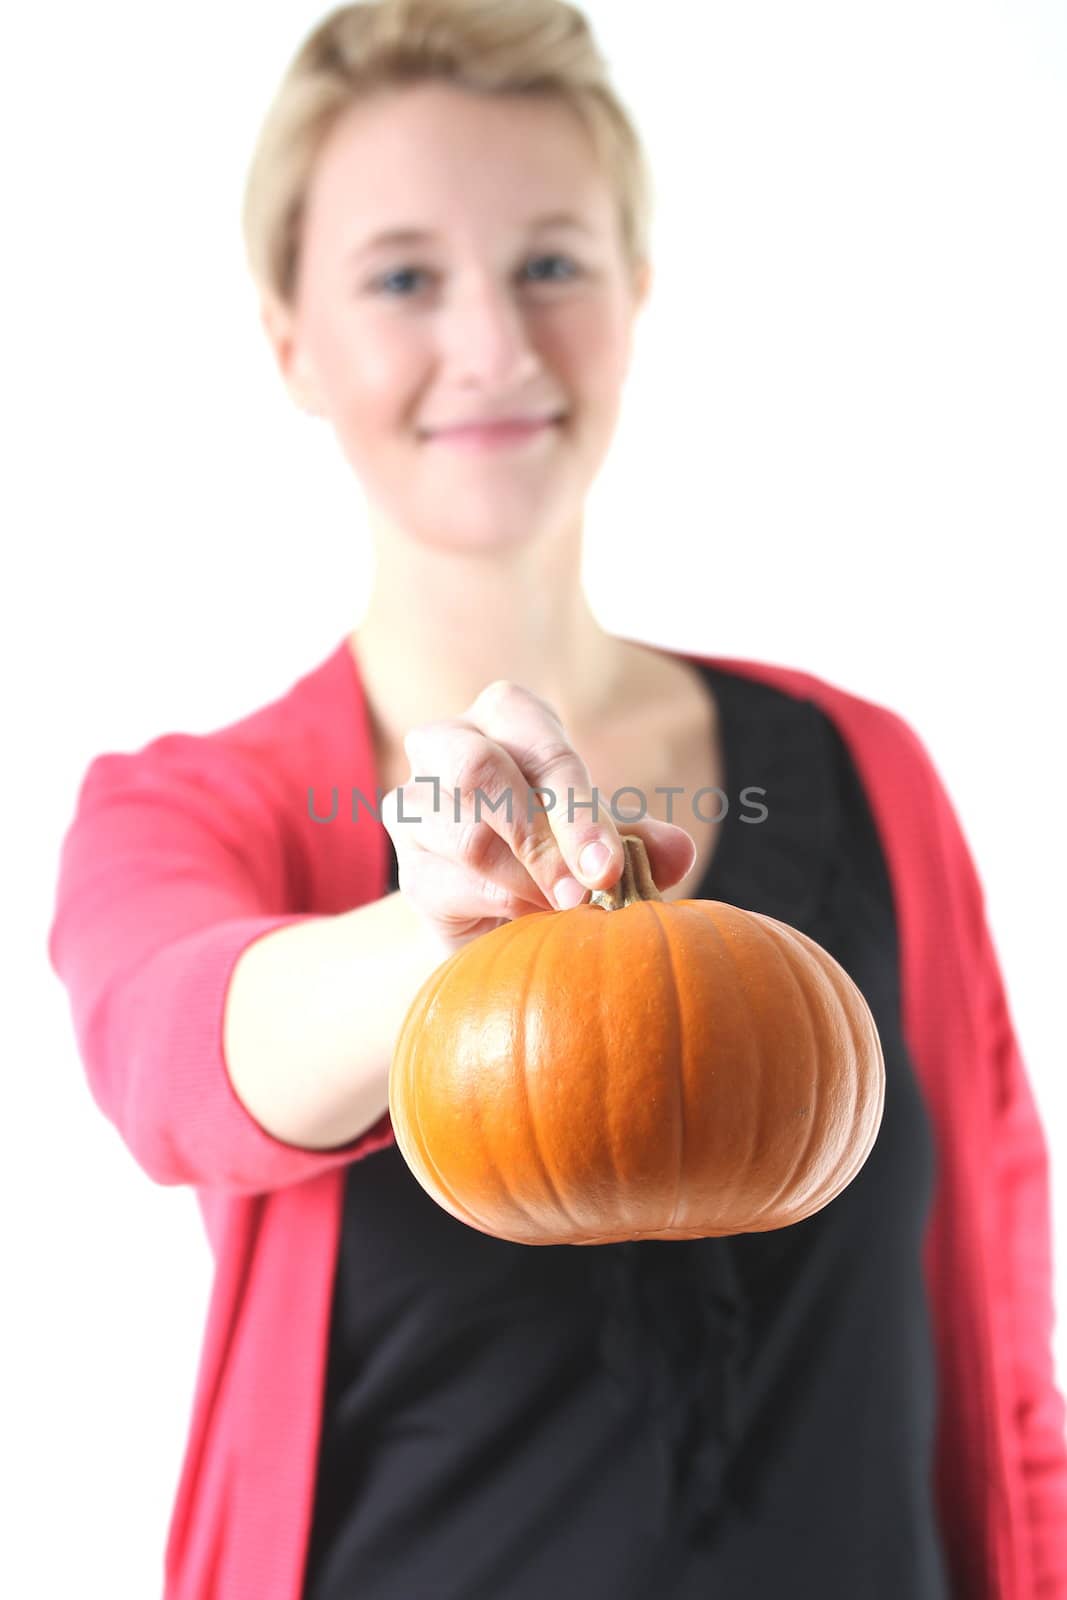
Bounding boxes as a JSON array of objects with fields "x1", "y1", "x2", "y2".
[{"x1": 302, "y1": 660, "x2": 951, "y2": 1599}]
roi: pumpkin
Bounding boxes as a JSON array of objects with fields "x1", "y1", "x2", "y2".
[{"x1": 389, "y1": 834, "x2": 885, "y2": 1246}]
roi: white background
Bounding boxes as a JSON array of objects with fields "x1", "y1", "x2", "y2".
[{"x1": 5, "y1": 1, "x2": 1065, "y2": 1594}]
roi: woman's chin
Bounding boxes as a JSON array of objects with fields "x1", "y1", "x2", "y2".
[{"x1": 399, "y1": 485, "x2": 584, "y2": 555}]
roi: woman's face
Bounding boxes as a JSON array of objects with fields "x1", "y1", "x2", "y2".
[{"x1": 262, "y1": 82, "x2": 650, "y2": 555}]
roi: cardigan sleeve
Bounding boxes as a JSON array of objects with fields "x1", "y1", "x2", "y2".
[
  {"x1": 46, "y1": 737, "x2": 393, "y2": 1195},
  {"x1": 929, "y1": 744, "x2": 1067, "y2": 1593}
]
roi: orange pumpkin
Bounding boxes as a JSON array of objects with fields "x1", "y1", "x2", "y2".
[{"x1": 389, "y1": 834, "x2": 885, "y2": 1246}]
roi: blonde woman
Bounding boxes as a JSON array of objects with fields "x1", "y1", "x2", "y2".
[{"x1": 48, "y1": 3, "x2": 1067, "y2": 1597}]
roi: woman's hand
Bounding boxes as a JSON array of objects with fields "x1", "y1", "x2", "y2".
[{"x1": 381, "y1": 678, "x2": 698, "y2": 953}]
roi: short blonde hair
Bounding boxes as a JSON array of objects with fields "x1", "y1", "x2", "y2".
[{"x1": 240, "y1": 0, "x2": 655, "y2": 308}]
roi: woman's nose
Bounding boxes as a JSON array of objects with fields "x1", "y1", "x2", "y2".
[{"x1": 436, "y1": 275, "x2": 543, "y2": 388}]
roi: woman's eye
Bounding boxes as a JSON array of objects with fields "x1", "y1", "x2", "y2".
[
  {"x1": 371, "y1": 266, "x2": 426, "y2": 297},
  {"x1": 367, "y1": 254, "x2": 580, "y2": 298},
  {"x1": 524, "y1": 253, "x2": 580, "y2": 283}
]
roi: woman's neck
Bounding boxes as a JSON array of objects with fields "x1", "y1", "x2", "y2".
[{"x1": 350, "y1": 518, "x2": 644, "y2": 755}]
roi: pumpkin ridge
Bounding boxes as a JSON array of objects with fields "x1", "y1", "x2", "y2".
[
  {"x1": 770, "y1": 916, "x2": 878, "y2": 1213},
  {"x1": 518, "y1": 910, "x2": 586, "y2": 1235},
  {"x1": 756, "y1": 913, "x2": 830, "y2": 1217},
  {"x1": 476, "y1": 915, "x2": 556, "y2": 1235},
  {"x1": 700, "y1": 905, "x2": 767, "y2": 1227},
  {"x1": 590, "y1": 901, "x2": 622, "y2": 1223},
  {"x1": 716, "y1": 910, "x2": 819, "y2": 1229},
  {"x1": 851, "y1": 991, "x2": 887, "y2": 1168},
  {"x1": 790, "y1": 929, "x2": 886, "y2": 1196},
  {"x1": 802, "y1": 937, "x2": 855, "y2": 1211},
  {"x1": 399, "y1": 954, "x2": 493, "y2": 1231},
  {"x1": 649, "y1": 902, "x2": 687, "y2": 1235},
  {"x1": 788, "y1": 919, "x2": 886, "y2": 1185},
  {"x1": 599, "y1": 896, "x2": 638, "y2": 1230}
]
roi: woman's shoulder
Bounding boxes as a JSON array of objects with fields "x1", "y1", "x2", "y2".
[{"x1": 52, "y1": 633, "x2": 382, "y2": 935}]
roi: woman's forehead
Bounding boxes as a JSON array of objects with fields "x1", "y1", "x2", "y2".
[{"x1": 305, "y1": 84, "x2": 614, "y2": 242}]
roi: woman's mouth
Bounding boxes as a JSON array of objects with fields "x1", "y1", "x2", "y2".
[{"x1": 422, "y1": 414, "x2": 566, "y2": 449}]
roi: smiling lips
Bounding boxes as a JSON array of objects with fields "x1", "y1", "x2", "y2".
[{"x1": 423, "y1": 413, "x2": 565, "y2": 448}]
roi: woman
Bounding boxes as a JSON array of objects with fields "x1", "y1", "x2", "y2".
[{"x1": 47, "y1": 2, "x2": 1067, "y2": 1597}]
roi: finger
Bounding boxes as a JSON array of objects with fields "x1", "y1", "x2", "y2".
[
  {"x1": 399, "y1": 842, "x2": 549, "y2": 933},
  {"x1": 466, "y1": 681, "x2": 625, "y2": 892},
  {"x1": 402, "y1": 718, "x2": 583, "y2": 910},
  {"x1": 403, "y1": 806, "x2": 559, "y2": 912}
]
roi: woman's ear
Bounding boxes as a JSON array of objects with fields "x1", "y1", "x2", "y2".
[{"x1": 258, "y1": 291, "x2": 326, "y2": 417}]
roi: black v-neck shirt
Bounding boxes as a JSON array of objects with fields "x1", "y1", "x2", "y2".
[{"x1": 302, "y1": 659, "x2": 951, "y2": 1599}]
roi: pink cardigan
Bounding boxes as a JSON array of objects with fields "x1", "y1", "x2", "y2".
[{"x1": 47, "y1": 635, "x2": 1067, "y2": 1598}]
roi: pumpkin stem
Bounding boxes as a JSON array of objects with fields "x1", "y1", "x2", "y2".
[{"x1": 590, "y1": 833, "x2": 663, "y2": 911}]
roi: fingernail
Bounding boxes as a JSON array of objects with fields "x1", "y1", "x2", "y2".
[
  {"x1": 553, "y1": 875, "x2": 587, "y2": 910},
  {"x1": 578, "y1": 841, "x2": 612, "y2": 883}
]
